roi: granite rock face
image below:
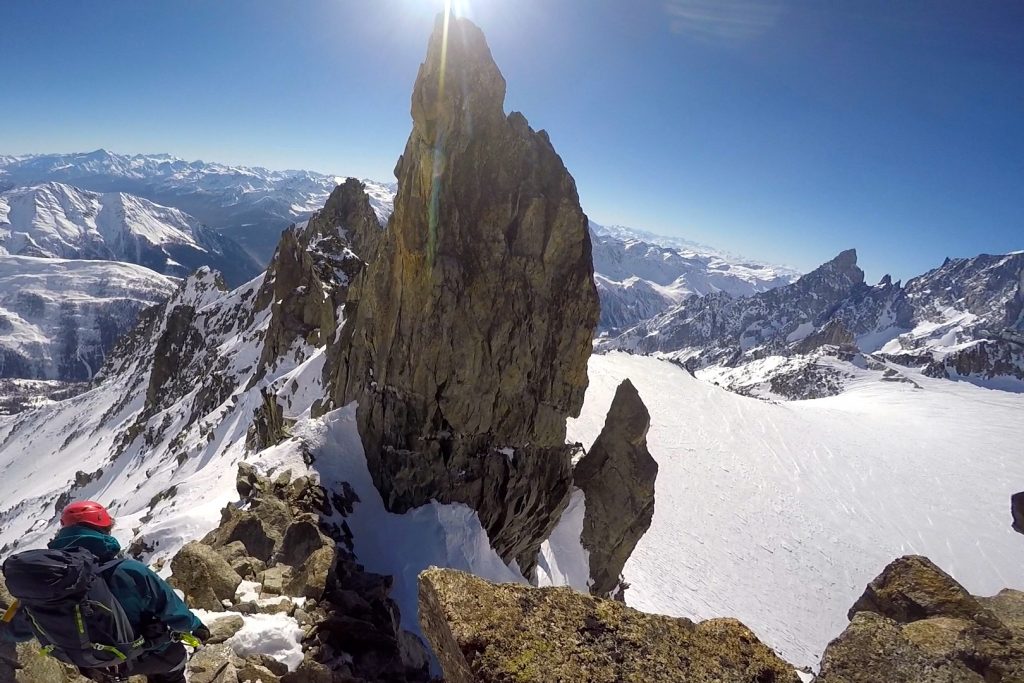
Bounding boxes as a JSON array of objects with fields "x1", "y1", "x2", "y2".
[
  {"x1": 573, "y1": 379, "x2": 657, "y2": 597},
  {"x1": 419, "y1": 567, "x2": 799, "y2": 683},
  {"x1": 818, "y1": 555, "x2": 1024, "y2": 683},
  {"x1": 324, "y1": 16, "x2": 599, "y2": 571}
]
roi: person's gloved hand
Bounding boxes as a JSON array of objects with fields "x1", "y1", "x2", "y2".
[{"x1": 193, "y1": 624, "x2": 212, "y2": 644}]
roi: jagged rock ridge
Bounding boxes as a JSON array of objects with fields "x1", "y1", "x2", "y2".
[{"x1": 323, "y1": 16, "x2": 600, "y2": 572}]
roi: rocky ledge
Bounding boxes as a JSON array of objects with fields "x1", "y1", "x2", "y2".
[
  {"x1": 817, "y1": 555, "x2": 1024, "y2": 682},
  {"x1": 418, "y1": 567, "x2": 799, "y2": 683}
]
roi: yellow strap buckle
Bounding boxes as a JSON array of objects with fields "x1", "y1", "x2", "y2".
[{"x1": 1, "y1": 599, "x2": 19, "y2": 624}]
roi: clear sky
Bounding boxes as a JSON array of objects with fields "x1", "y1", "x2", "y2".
[{"x1": 2, "y1": 0, "x2": 1022, "y2": 281}]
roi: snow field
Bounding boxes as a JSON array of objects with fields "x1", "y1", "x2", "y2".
[{"x1": 570, "y1": 352, "x2": 1024, "y2": 668}]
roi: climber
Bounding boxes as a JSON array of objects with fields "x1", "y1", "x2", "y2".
[{"x1": 0, "y1": 501, "x2": 211, "y2": 683}]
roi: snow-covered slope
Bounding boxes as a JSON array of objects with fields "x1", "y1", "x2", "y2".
[
  {"x1": 590, "y1": 228, "x2": 799, "y2": 334},
  {"x1": 0, "y1": 182, "x2": 261, "y2": 285},
  {"x1": 570, "y1": 352, "x2": 1024, "y2": 669},
  {"x1": 0, "y1": 151, "x2": 396, "y2": 263},
  {"x1": 0, "y1": 255, "x2": 175, "y2": 381}
]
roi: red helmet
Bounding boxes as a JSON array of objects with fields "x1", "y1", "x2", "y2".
[{"x1": 60, "y1": 501, "x2": 114, "y2": 530}]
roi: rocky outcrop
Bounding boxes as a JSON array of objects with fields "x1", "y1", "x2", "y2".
[
  {"x1": 253, "y1": 180, "x2": 371, "y2": 380},
  {"x1": 818, "y1": 555, "x2": 1024, "y2": 682},
  {"x1": 1012, "y1": 492, "x2": 1024, "y2": 536},
  {"x1": 793, "y1": 319, "x2": 857, "y2": 355},
  {"x1": 419, "y1": 568, "x2": 799, "y2": 683},
  {"x1": 573, "y1": 379, "x2": 657, "y2": 597},
  {"x1": 323, "y1": 16, "x2": 599, "y2": 572},
  {"x1": 170, "y1": 464, "x2": 431, "y2": 682}
]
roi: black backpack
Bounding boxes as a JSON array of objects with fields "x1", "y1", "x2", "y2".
[{"x1": 2, "y1": 547, "x2": 146, "y2": 669}]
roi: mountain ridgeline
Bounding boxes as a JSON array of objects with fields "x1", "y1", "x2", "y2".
[{"x1": 604, "y1": 248, "x2": 1024, "y2": 398}]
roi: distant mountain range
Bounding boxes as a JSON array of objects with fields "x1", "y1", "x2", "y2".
[
  {"x1": 3, "y1": 149, "x2": 1019, "y2": 400},
  {"x1": 603, "y1": 248, "x2": 1024, "y2": 398},
  {"x1": 0, "y1": 150, "x2": 395, "y2": 262},
  {"x1": 0, "y1": 182, "x2": 260, "y2": 285},
  {"x1": 589, "y1": 222, "x2": 800, "y2": 334}
]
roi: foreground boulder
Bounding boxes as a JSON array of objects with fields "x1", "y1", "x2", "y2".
[
  {"x1": 324, "y1": 15, "x2": 599, "y2": 573},
  {"x1": 573, "y1": 379, "x2": 658, "y2": 597},
  {"x1": 818, "y1": 555, "x2": 1024, "y2": 682},
  {"x1": 419, "y1": 568, "x2": 798, "y2": 683}
]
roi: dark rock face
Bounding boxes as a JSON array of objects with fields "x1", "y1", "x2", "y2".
[
  {"x1": 324, "y1": 16, "x2": 599, "y2": 571},
  {"x1": 818, "y1": 555, "x2": 1024, "y2": 682},
  {"x1": 923, "y1": 338, "x2": 1024, "y2": 383},
  {"x1": 418, "y1": 568, "x2": 799, "y2": 683},
  {"x1": 793, "y1": 319, "x2": 856, "y2": 355},
  {"x1": 573, "y1": 379, "x2": 657, "y2": 597},
  {"x1": 846, "y1": 556, "x2": 991, "y2": 624},
  {"x1": 1012, "y1": 492, "x2": 1024, "y2": 536}
]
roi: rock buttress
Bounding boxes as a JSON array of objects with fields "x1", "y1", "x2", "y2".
[{"x1": 324, "y1": 16, "x2": 599, "y2": 572}]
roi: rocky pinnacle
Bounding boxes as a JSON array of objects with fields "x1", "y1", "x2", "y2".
[{"x1": 324, "y1": 15, "x2": 600, "y2": 571}]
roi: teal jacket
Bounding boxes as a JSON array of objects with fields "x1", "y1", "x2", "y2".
[{"x1": 1, "y1": 525, "x2": 202, "y2": 644}]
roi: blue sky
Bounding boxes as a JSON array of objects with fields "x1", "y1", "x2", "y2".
[{"x1": 2, "y1": 0, "x2": 1022, "y2": 280}]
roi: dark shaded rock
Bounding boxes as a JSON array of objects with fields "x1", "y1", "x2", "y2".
[
  {"x1": 1013, "y1": 492, "x2": 1024, "y2": 535},
  {"x1": 203, "y1": 506, "x2": 280, "y2": 562},
  {"x1": 419, "y1": 567, "x2": 799, "y2": 683},
  {"x1": 279, "y1": 518, "x2": 334, "y2": 567},
  {"x1": 145, "y1": 303, "x2": 202, "y2": 412},
  {"x1": 818, "y1": 555, "x2": 1024, "y2": 683},
  {"x1": 573, "y1": 379, "x2": 657, "y2": 596},
  {"x1": 247, "y1": 388, "x2": 293, "y2": 451},
  {"x1": 251, "y1": 195, "x2": 365, "y2": 381},
  {"x1": 286, "y1": 545, "x2": 335, "y2": 599},
  {"x1": 793, "y1": 319, "x2": 857, "y2": 354},
  {"x1": 169, "y1": 541, "x2": 243, "y2": 611},
  {"x1": 925, "y1": 338, "x2": 1024, "y2": 383},
  {"x1": 215, "y1": 540, "x2": 267, "y2": 579},
  {"x1": 323, "y1": 16, "x2": 598, "y2": 572},
  {"x1": 325, "y1": 177, "x2": 385, "y2": 262}
]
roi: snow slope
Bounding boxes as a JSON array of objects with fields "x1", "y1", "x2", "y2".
[
  {"x1": 0, "y1": 255, "x2": 175, "y2": 380},
  {"x1": 0, "y1": 182, "x2": 260, "y2": 285},
  {"x1": 569, "y1": 352, "x2": 1024, "y2": 669}
]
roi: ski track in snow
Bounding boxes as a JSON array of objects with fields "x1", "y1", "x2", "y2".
[{"x1": 570, "y1": 352, "x2": 1024, "y2": 669}]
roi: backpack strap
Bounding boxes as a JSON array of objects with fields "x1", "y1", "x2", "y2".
[{"x1": 97, "y1": 558, "x2": 127, "y2": 575}]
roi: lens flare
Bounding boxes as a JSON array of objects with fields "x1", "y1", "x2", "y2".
[{"x1": 427, "y1": 0, "x2": 455, "y2": 267}]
